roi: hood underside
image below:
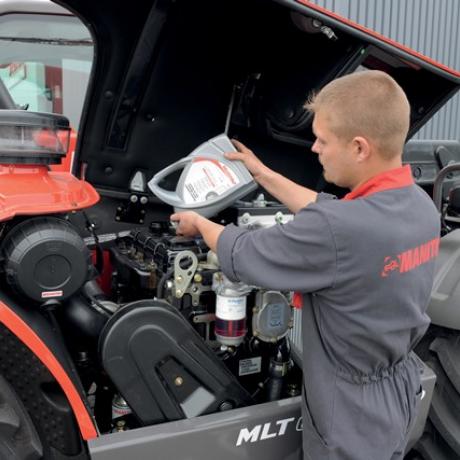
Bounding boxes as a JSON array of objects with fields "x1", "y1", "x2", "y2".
[{"x1": 56, "y1": 0, "x2": 460, "y2": 195}]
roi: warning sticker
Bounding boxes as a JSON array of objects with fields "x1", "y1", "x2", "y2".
[
  {"x1": 182, "y1": 158, "x2": 240, "y2": 204},
  {"x1": 239, "y1": 356, "x2": 262, "y2": 376},
  {"x1": 41, "y1": 290, "x2": 63, "y2": 298}
]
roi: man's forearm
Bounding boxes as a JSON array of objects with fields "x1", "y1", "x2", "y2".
[
  {"x1": 196, "y1": 216, "x2": 225, "y2": 252},
  {"x1": 257, "y1": 168, "x2": 318, "y2": 213}
]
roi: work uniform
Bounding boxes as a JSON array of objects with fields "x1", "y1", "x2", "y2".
[{"x1": 217, "y1": 165, "x2": 440, "y2": 460}]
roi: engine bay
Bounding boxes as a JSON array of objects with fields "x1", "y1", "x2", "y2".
[{"x1": 0, "y1": 197, "x2": 301, "y2": 433}]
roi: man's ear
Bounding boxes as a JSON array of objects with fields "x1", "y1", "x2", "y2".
[{"x1": 352, "y1": 136, "x2": 371, "y2": 162}]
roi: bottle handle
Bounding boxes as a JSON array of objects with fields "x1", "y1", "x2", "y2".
[{"x1": 147, "y1": 157, "x2": 191, "y2": 207}]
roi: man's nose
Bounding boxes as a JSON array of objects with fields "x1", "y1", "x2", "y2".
[{"x1": 311, "y1": 141, "x2": 319, "y2": 154}]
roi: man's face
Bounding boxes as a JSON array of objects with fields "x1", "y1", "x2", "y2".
[{"x1": 311, "y1": 111, "x2": 356, "y2": 188}]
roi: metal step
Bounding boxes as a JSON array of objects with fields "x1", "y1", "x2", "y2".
[
  {"x1": 426, "y1": 358, "x2": 460, "y2": 455},
  {"x1": 430, "y1": 336, "x2": 460, "y2": 394}
]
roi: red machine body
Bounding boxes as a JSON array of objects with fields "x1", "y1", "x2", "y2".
[{"x1": 0, "y1": 164, "x2": 99, "y2": 221}]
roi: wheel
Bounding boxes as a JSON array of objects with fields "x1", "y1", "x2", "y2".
[
  {"x1": 0, "y1": 324, "x2": 90, "y2": 460},
  {"x1": 0, "y1": 373, "x2": 42, "y2": 460}
]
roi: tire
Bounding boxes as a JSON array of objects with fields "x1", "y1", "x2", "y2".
[
  {"x1": 414, "y1": 326, "x2": 460, "y2": 459},
  {"x1": 0, "y1": 324, "x2": 90, "y2": 460},
  {"x1": 0, "y1": 373, "x2": 43, "y2": 460}
]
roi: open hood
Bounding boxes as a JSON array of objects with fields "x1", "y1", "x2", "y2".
[{"x1": 56, "y1": 0, "x2": 460, "y2": 197}]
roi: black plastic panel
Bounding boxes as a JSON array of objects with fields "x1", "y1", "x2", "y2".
[
  {"x1": 404, "y1": 140, "x2": 460, "y2": 186},
  {"x1": 100, "y1": 299, "x2": 253, "y2": 425}
]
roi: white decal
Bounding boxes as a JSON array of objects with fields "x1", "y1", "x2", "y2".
[
  {"x1": 277, "y1": 418, "x2": 295, "y2": 435},
  {"x1": 296, "y1": 417, "x2": 303, "y2": 431},
  {"x1": 260, "y1": 423, "x2": 278, "y2": 440},
  {"x1": 183, "y1": 159, "x2": 240, "y2": 204},
  {"x1": 236, "y1": 417, "x2": 299, "y2": 446},
  {"x1": 236, "y1": 425, "x2": 262, "y2": 446},
  {"x1": 239, "y1": 357, "x2": 262, "y2": 376},
  {"x1": 41, "y1": 290, "x2": 63, "y2": 298}
]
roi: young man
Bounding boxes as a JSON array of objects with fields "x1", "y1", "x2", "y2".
[{"x1": 171, "y1": 70, "x2": 440, "y2": 460}]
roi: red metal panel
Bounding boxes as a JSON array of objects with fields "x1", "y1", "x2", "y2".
[{"x1": 0, "y1": 164, "x2": 99, "y2": 221}]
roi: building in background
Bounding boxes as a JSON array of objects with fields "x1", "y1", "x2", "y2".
[{"x1": 309, "y1": 0, "x2": 460, "y2": 140}]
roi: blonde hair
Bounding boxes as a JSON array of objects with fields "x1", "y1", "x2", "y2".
[{"x1": 305, "y1": 70, "x2": 410, "y2": 160}]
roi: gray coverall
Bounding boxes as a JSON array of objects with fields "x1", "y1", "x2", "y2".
[{"x1": 217, "y1": 165, "x2": 440, "y2": 460}]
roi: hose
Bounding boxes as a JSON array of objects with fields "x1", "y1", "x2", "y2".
[{"x1": 156, "y1": 266, "x2": 174, "y2": 299}]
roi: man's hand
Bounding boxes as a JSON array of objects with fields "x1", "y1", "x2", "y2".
[
  {"x1": 226, "y1": 139, "x2": 317, "y2": 213},
  {"x1": 226, "y1": 139, "x2": 271, "y2": 181},
  {"x1": 170, "y1": 211, "x2": 202, "y2": 237},
  {"x1": 170, "y1": 211, "x2": 224, "y2": 252}
]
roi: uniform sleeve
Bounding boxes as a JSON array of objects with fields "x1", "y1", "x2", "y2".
[
  {"x1": 316, "y1": 192, "x2": 337, "y2": 202},
  {"x1": 217, "y1": 205, "x2": 337, "y2": 292}
]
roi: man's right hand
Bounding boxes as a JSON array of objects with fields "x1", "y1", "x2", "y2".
[{"x1": 225, "y1": 139, "x2": 270, "y2": 182}]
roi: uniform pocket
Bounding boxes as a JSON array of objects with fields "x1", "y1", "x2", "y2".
[{"x1": 302, "y1": 387, "x2": 329, "y2": 448}]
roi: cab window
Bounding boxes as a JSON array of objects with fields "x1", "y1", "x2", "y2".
[{"x1": 0, "y1": 12, "x2": 93, "y2": 130}]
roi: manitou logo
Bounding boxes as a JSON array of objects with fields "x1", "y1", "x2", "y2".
[
  {"x1": 381, "y1": 256, "x2": 400, "y2": 277},
  {"x1": 236, "y1": 417, "x2": 302, "y2": 446},
  {"x1": 381, "y1": 237, "x2": 440, "y2": 278}
]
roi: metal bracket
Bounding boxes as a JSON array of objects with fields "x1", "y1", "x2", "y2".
[
  {"x1": 115, "y1": 194, "x2": 148, "y2": 224},
  {"x1": 174, "y1": 251, "x2": 198, "y2": 298}
]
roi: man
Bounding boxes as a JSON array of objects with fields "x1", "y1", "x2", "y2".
[{"x1": 171, "y1": 70, "x2": 440, "y2": 460}]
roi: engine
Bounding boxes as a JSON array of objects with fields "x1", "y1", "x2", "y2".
[
  {"x1": 98, "y1": 207, "x2": 299, "y2": 428},
  {"x1": 110, "y1": 223, "x2": 294, "y2": 349},
  {"x1": 0, "y1": 200, "x2": 301, "y2": 433}
]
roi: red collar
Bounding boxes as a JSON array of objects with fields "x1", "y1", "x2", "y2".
[{"x1": 343, "y1": 165, "x2": 414, "y2": 201}]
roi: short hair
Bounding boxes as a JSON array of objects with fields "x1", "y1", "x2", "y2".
[{"x1": 305, "y1": 70, "x2": 410, "y2": 160}]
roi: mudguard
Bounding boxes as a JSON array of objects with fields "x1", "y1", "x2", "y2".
[{"x1": 0, "y1": 289, "x2": 97, "y2": 448}]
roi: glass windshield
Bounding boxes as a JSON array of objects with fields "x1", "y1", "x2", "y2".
[{"x1": 0, "y1": 13, "x2": 93, "y2": 130}]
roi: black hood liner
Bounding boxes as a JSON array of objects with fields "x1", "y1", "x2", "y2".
[{"x1": 56, "y1": 0, "x2": 460, "y2": 194}]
